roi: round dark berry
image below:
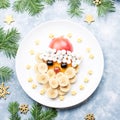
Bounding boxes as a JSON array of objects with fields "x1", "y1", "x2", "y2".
[
  {"x1": 61, "y1": 62, "x2": 67, "y2": 68},
  {"x1": 47, "y1": 60, "x2": 53, "y2": 66}
]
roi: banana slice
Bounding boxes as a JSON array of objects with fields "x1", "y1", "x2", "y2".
[
  {"x1": 75, "y1": 66, "x2": 80, "y2": 74},
  {"x1": 43, "y1": 83, "x2": 50, "y2": 90},
  {"x1": 38, "y1": 63, "x2": 48, "y2": 74},
  {"x1": 56, "y1": 72, "x2": 64, "y2": 79},
  {"x1": 65, "y1": 67, "x2": 76, "y2": 79},
  {"x1": 35, "y1": 53, "x2": 43, "y2": 63},
  {"x1": 47, "y1": 88, "x2": 58, "y2": 99},
  {"x1": 34, "y1": 64, "x2": 39, "y2": 73},
  {"x1": 60, "y1": 84, "x2": 71, "y2": 93},
  {"x1": 49, "y1": 78, "x2": 59, "y2": 88},
  {"x1": 47, "y1": 69, "x2": 55, "y2": 78},
  {"x1": 58, "y1": 75, "x2": 69, "y2": 87},
  {"x1": 69, "y1": 76, "x2": 77, "y2": 84},
  {"x1": 58, "y1": 89, "x2": 66, "y2": 96},
  {"x1": 36, "y1": 73, "x2": 48, "y2": 84}
]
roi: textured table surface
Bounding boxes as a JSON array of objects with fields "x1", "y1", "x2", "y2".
[{"x1": 0, "y1": 1, "x2": 120, "y2": 120}]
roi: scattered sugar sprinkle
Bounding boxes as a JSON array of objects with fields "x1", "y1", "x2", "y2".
[
  {"x1": 86, "y1": 48, "x2": 91, "y2": 53},
  {"x1": 27, "y1": 77, "x2": 33, "y2": 82},
  {"x1": 32, "y1": 84, "x2": 37, "y2": 89},
  {"x1": 79, "y1": 85, "x2": 85, "y2": 90},
  {"x1": 29, "y1": 49, "x2": 34, "y2": 55},
  {"x1": 26, "y1": 64, "x2": 31, "y2": 70},
  {"x1": 71, "y1": 90, "x2": 77, "y2": 96},
  {"x1": 77, "y1": 38, "x2": 82, "y2": 43},
  {"x1": 67, "y1": 33, "x2": 72, "y2": 38},
  {"x1": 49, "y1": 34, "x2": 54, "y2": 39},
  {"x1": 59, "y1": 96, "x2": 64, "y2": 101},
  {"x1": 40, "y1": 89, "x2": 46, "y2": 95},
  {"x1": 89, "y1": 54, "x2": 94, "y2": 59},
  {"x1": 34, "y1": 40, "x2": 40, "y2": 45},
  {"x1": 84, "y1": 78, "x2": 89, "y2": 83},
  {"x1": 88, "y1": 70, "x2": 93, "y2": 75}
]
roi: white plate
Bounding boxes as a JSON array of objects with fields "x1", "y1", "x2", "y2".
[{"x1": 15, "y1": 20, "x2": 104, "y2": 108}]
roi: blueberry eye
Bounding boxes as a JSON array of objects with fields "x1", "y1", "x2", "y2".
[
  {"x1": 47, "y1": 60, "x2": 53, "y2": 66},
  {"x1": 61, "y1": 62, "x2": 67, "y2": 68}
]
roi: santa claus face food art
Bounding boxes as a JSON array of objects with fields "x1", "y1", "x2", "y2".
[{"x1": 34, "y1": 36, "x2": 82, "y2": 99}]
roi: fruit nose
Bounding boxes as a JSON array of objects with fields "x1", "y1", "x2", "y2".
[{"x1": 54, "y1": 66, "x2": 60, "y2": 74}]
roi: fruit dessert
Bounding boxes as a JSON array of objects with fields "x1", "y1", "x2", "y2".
[{"x1": 34, "y1": 36, "x2": 82, "y2": 99}]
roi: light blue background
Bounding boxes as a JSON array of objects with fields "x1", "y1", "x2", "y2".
[{"x1": 0, "y1": 0, "x2": 120, "y2": 120}]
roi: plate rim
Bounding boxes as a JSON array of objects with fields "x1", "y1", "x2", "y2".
[{"x1": 15, "y1": 20, "x2": 104, "y2": 108}]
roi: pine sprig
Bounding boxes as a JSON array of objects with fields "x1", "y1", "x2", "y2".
[
  {"x1": 0, "y1": 66, "x2": 13, "y2": 83},
  {"x1": 8, "y1": 102, "x2": 21, "y2": 120},
  {"x1": 28, "y1": 103, "x2": 57, "y2": 120},
  {"x1": 0, "y1": 0, "x2": 10, "y2": 9},
  {"x1": 85, "y1": 0, "x2": 115, "y2": 16},
  {"x1": 97, "y1": 0, "x2": 115, "y2": 16},
  {"x1": 39, "y1": 108, "x2": 57, "y2": 120},
  {"x1": 68, "y1": 0, "x2": 83, "y2": 17},
  {"x1": 44, "y1": 0, "x2": 55, "y2": 5},
  {"x1": 0, "y1": 27, "x2": 20, "y2": 58},
  {"x1": 13, "y1": 0, "x2": 44, "y2": 16}
]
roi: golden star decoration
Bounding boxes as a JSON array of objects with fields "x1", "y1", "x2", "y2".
[
  {"x1": 0, "y1": 83, "x2": 10, "y2": 99},
  {"x1": 4, "y1": 15, "x2": 14, "y2": 25},
  {"x1": 84, "y1": 15, "x2": 95, "y2": 24}
]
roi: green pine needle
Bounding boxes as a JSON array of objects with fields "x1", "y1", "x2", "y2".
[
  {"x1": 13, "y1": 0, "x2": 44, "y2": 16},
  {"x1": 0, "y1": 66, "x2": 13, "y2": 83},
  {"x1": 8, "y1": 102, "x2": 21, "y2": 120},
  {"x1": 85, "y1": 0, "x2": 115, "y2": 16},
  {"x1": 68, "y1": 0, "x2": 83, "y2": 17},
  {"x1": 39, "y1": 108, "x2": 57, "y2": 120},
  {"x1": 28, "y1": 102, "x2": 57, "y2": 120},
  {"x1": 0, "y1": 0, "x2": 10, "y2": 9},
  {"x1": 0, "y1": 27, "x2": 20, "y2": 58},
  {"x1": 97, "y1": 0, "x2": 115, "y2": 16},
  {"x1": 44, "y1": 0, "x2": 55, "y2": 5}
]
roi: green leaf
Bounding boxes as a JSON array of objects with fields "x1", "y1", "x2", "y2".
[
  {"x1": 13, "y1": 0, "x2": 44, "y2": 16},
  {"x1": 0, "y1": 66, "x2": 13, "y2": 83},
  {"x1": 29, "y1": 102, "x2": 57, "y2": 120},
  {"x1": 0, "y1": 0, "x2": 10, "y2": 9},
  {"x1": 67, "y1": 0, "x2": 83, "y2": 17},
  {"x1": 0, "y1": 27, "x2": 20, "y2": 58},
  {"x1": 97, "y1": 0, "x2": 115, "y2": 16},
  {"x1": 8, "y1": 102, "x2": 21, "y2": 120}
]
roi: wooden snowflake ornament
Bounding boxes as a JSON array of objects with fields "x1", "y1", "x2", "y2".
[
  {"x1": 19, "y1": 104, "x2": 29, "y2": 114},
  {"x1": 85, "y1": 114, "x2": 95, "y2": 120},
  {"x1": 0, "y1": 83, "x2": 10, "y2": 99},
  {"x1": 93, "y1": 0, "x2": 102, "y2": 6}
]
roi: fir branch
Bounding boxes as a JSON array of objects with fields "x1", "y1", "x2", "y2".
[
  {"x1": 0, "y1": 27, "x2": 20, "y2": 58},
  {"x1": 29, "y1": 103, "x2": 42, "y2": 120},
  {"x1": 0, "y1": 0, "x2": 10, "y2": 9},
  {"x1": 67, "y1": 0, "x2": 83, "y2": 17},
  {"x1": 8, "y1": 102, "x2": 21, "y2": 120},
  {"x1": 43, "y1": 0, "x2": 55, "y2": 5},
  {"x1": 13, "y1": 0, "x2": 44, "y2": 16},
  {"x1": 0, "y1": 66, "x2": 13, "y2": 83},
  {"x1": 97, "y1": 0, "x2": 115, "y2": 16},
  {"x1": 39, "y1": 108, "x2": 57, "y2": 120},
  {"x1": 28, "y1": 103, "x2": 57, "y2": 120},
  {"x1": 85, "y1": 0, "x2": 115, "y2": 16}
]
